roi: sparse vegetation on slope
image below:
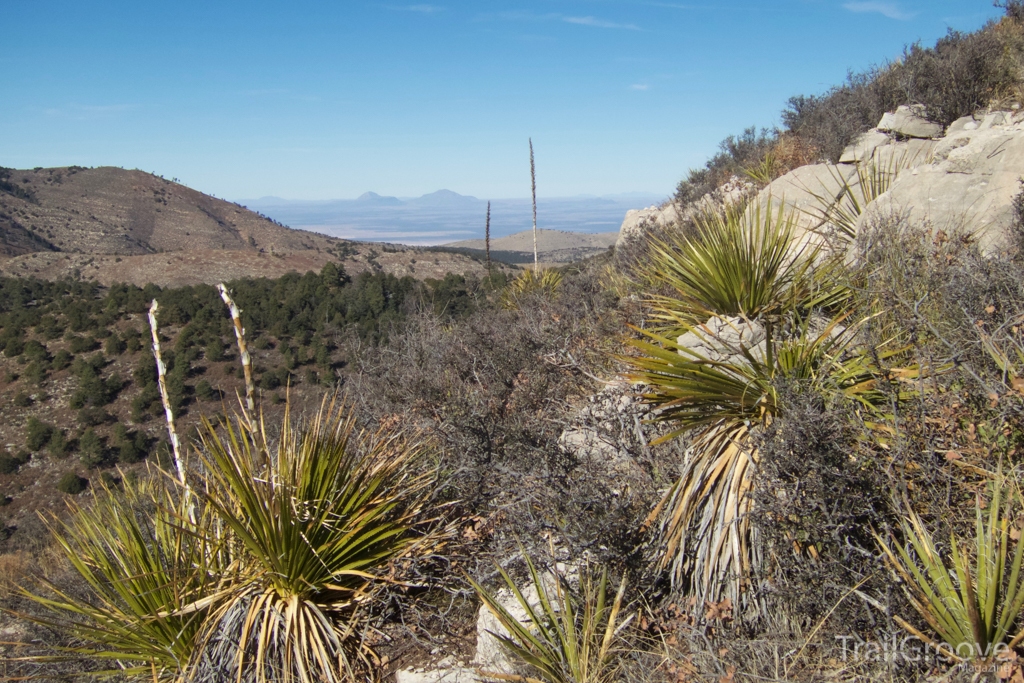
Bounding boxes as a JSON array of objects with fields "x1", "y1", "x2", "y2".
[
  {"x1": 0, "y1": 264, "x2": 507, "y2": 555},
  {"x1": 674, "y1": 8, "x2": 1024, "y2": 204},
  {"x1": 8, "y1": 6, "x2": 1024, "y2": 683}
]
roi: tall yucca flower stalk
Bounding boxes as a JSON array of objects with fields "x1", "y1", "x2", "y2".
[
  {"x1": 218, "y1": 284, "x2": 255, "y2": 418},
  {"x1": 188, "y1": 397, "x2": 442, "y2": 683},
  {"x1": 530, "y1": 138, "x2": 539, "y2": 275},
  {"x1": 485, "y1": 200, "x2": 492, "y2": 275},
  {"x1": 149, "y1": 299, "x2": 185, "y2": 484}
]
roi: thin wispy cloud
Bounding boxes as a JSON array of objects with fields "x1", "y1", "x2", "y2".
[
  {"x1": 630, "y1": 83, "x2": 649, "y2": 90},
  {"x1": 563, "y1": 15, "x2": 642, "y2": 30},
  {"x1": 42, "y1": 103, "x2": 136, "y2": 120},
  {"x1": 477, "y1": 11, "x2": 642, "y2": 31},
  {"x1": 240, "y1": 88, "x2": 289, "y2": 97},
  {"x1": 386, "y1": 4, "x2": 445, "y2": 13},
  {"x1": 641, "y1": 2, "x2": 715, "y2": 9},
  {"x1": 492, "y1": 10, "x2": 551, "y2": 21},
  {"x1": 842, "y1": 1, "x2": 915, "y2": 20}
]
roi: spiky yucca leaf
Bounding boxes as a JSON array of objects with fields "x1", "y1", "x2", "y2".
[
  {"x1": 640, "y1": 202, "x2": 847, "y2": 333},
  {"x1": 19, "y1": 476, "x2": 221, "y2": 680},
  {"x1": 877, "y1": 475, "x2": 1024, "y2": 661},
  {"x1": 191, "y1": 396, "x2": 440, "y2": 683},
  {"x1": 627, "y1": 317, "x2": 882, "y2": 608},
  {"x1": 800, "y1": 152, "x2": 912, "y2": 240},
  {"x1": 743, "y1": 151, "x2": 781, "y2": 187},
  {"x1": 627, "y1": 315, "x2": 877, "y2": 442},
  {"x1": 468, "y1": 555, "x2": 630, "y2": 683},
  {"x1": 501, "y1": 268, "x2": 563, "y2": 310}
]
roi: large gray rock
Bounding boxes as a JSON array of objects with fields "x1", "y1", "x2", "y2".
[
  {"x1": 755, "y1": 163, "x2": 859, "y2": 237},
  {"x1": 839, "y1": 130, "x2": 892, "y2": 164},
  {"x1": 676, "y1": 316, "x2": 767, "y2": 363},
  {"x1": 871, "y1": 137, "x2": 938, "y2": 171},
  {"x1": 877, "y1": 105, "x2": 943, "y2": 139},
  {"x1": 473, "y1": 568, "x2": 572, "y2": 677},
  {"x1": 615, "y1": 178, "x2": 753, "y2": 248},
  {"x1": 557, "y1": 381, "x2": 650, "y2": 483},
  {"x1": 857, "y1": 111, "x2": 1024, "y2": 253},
  {"x1": 615, "y1": 204, "x2": 679, "y2": 247},
  {"x1": 755, "y1": 109, "x2": 1024, "y2": 253}
]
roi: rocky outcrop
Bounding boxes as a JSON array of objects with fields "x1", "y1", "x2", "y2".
[
  {"x1": 615, "y1": 203, "x2": 680, "y2": 247},
  {"x1": 395, "y1": 666, "x2": 480, "y2": 683},
  {"x1": 676, "y1": 316, "x2": 767, "y2": 363},
  {"x1": 615, "y1": 178, "x2": 753, "y2": 248},
  {"x1": 557, "y1": 381, "x2": 651, "y2": 484},
  {"x1": 753, "y1": 106, "x2": 1024, "y2": 253},
  {"x1": 753, "y1": 163, "x2": 859, "y2": 237},
  {"x1": 620, "y1": 105, "x2": 1024, "y2": 254},
  {"x1": 394, "y1": 567, "x2": 571, "y2": 682},
  {"x1": 876, "y1": 104, "x2": 944, "y2": 139},
  {"x1": 857, "y1": 109, "x2": 1024, "y2": 252}
]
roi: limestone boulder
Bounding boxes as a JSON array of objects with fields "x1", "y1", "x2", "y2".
[
  {"x1": 615, "y1": 178, "x2": 753, "y2": 248},
  {"x1": 755, "y1": 163, "x2": 858, "y2": 237},
  {"x1": 395, "y1": 666, "x2": 481, "y2": 683},
  {"x1": 839, "y1": 130, "x2": 892, "y2": 164},
  {"x1": 676, "y1": 316, "x2": 767, "y2": 364},
  {"x1": 857, "y1": 110, "x2": 1024, "y2": 253},
  {"x1": 472, "y1": 568, "x2": 574, "y2": 677},
  {"x1": 557, "y1": 381, "x2": 651, "y2": 483},
  {"x1": 877, "y1": 105, "x2": 943, "y2": 139},
  {"x1": 615, "y1": 203, "x2": 679, "y2": 247}
]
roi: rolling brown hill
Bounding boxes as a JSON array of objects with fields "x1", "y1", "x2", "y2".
[
  {"x1": 0, "y1": 166, "x2": 499, "y2": 285},
  {"x1": 446, "y1": 228, "x2": 618, "y2": 264}
]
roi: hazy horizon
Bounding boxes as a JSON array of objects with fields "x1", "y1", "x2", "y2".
[
  {"x1": 242, "y1": 191, "x2": 663, "y2": 245},
  {"x1": 238, "y1": 189, "x2": 666, "y2": 203}
]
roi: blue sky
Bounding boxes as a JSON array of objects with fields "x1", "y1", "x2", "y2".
[{"x1": 0, "y1": 1, "x2": 1005, "y2": 200}]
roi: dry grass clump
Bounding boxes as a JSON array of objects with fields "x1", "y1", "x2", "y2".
[{"x1": 852, "y1": 211, "x2": 1024, "y2": 395}]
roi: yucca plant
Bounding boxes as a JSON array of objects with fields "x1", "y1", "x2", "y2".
[
  {"x1": 640, "y1": 201, "x2": 847, "y2": 334},
  {"x1": 17, "y1": 397, "x2": 444, "y2": 683},
  {"x1": 501, "y1": 268, "x2": 563, "y2": 310},
  {"x1": 628, "y1": 316, "x2": 882, "y2": 609},
  {"x1": 19, "y1": 475, "x2": 221, "y2": 680},
  {"x1": 468, "y1": 554, "x2": 631, "y2": 683},
  {"x1": 623, "y1": 197, "x2": 893, "y2": 614},
  {"x1": 189, "y1": 397, "x2": 441, "y2": 683},
  {"x1": 876, "y1": 474, "x2": 1024, "y2": 662}
]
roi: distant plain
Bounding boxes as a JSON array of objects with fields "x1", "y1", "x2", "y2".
[{"x1": 240, "y1": 191, "x2": 664, "y2": 245}]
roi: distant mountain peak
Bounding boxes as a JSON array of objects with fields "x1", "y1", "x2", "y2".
[
  {"x1": 356, "y1": 191, "x2": 402, "y2": 205},
  {"x1": 408, "y1": 189, "x2": 481, "y2": 205}
]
